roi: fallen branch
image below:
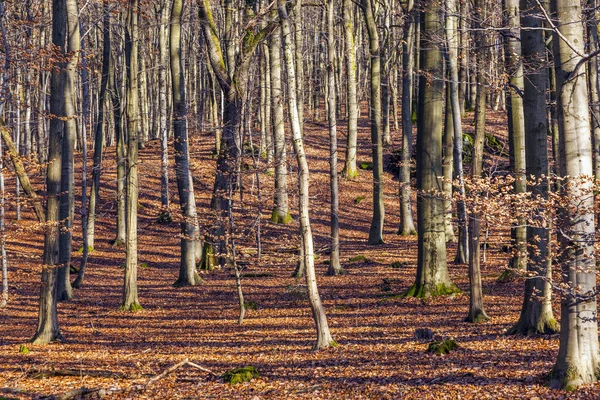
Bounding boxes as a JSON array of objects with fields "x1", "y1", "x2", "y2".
[
  {"x1": 31, "y1": 369, "x2": 126, "y2": 379},
  {"x1": 0, "y1": 124, "x2": 46, "y2": 223},
  {"x1": 145, "y1": 358, "x2": 217, "y2": 387}
]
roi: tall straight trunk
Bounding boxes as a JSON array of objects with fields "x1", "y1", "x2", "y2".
[
  {"x1": 84, "y1": 0, "x2": 110, "y2": 252},
  {"x1": 269, "y1": 25, "x2": 290, "y2": 224},
  {"x1": 502, "y1": 0, "x2": 527, "y2": 279},
  {"x1": 362, "y1": 0, "x2": 384, "y2": 245},
  {"x1": 262, "y1": 43, "x2": 273, "y2": 165},
  {"x1": 465, "y1": 0, "x2": 489, "y2": 322},
  {"x1": 56, "y1": 0, "x2": 79, "y2": 302},
  {"x1": 325, "y1": 0, "x2": 342, "y2": 276},
  {"x1": 293, "y1": 0, "x2": 304, "y2": 136},
  {"x1": 138, "y1": 50, "x2": 149, "y2": 148},
  {"x1": 279, "y1": 0, "x2": 334, "y2": 349},
  {"x1": 122, "y1": 0, "x2": 142, "y2": 311},
  {"x1": 507, "y1": 0, "x2": 557, "y2": 334},
  {"x1": 171, "y1": 0, "x2": 201, "y2": 287},
  {"x1": 550, "y1": 0, "x2": 600, "y2": 389},
  {"x1": 111, "y1": 39, "x2": 126, "y2": 247},
  {"x1": 407, "y1": 0, "x2": 458, "y2": 299},
  {"x1": 398, "y1": 0, "x2": 416, "y2": 236},
  {"x1": 445, "y1": 0, "x2": 467, "y2": 262},
  {"x1": 342, "y1": 0, "x2": 358, "y2": 179},
  {"x1": 443, "y1": 85, "x2": 455, "y2": 242},
  {"x1": 32, "y1": 0, "x2": 65, "y2": 344},
  {"x1": 158, "y1": 2, "x2": 170, "y2": 218}
]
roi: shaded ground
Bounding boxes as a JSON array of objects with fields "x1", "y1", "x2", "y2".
[{"x1": 0, "y1": 110, "x2": 597, "y2": 399}]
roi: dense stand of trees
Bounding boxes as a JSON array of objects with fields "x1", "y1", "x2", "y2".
[{"x1": 0, "y1": 0, "x2": 598, "y2": 390}]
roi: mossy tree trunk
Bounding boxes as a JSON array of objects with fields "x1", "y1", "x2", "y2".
[
  {"x1": 407, "y1": 0, "x2": 459, "y2": 299},
  {"x1": 550, "y1": 0, "x2": 600, "y2": 389}
]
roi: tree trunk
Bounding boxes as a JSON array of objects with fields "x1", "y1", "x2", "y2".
[
  {"x1": 32, "y1": 0, "x2": 65, "y2": 344},
  {"x1": 507, "y1": 0, "x2": 557, "y2": 334},
  {"x1": 171, "y1": 0, "x2": 201, "y2": 287},
  {"x1": 407, "y1": 0, "x2": 458, "y2": 299},
  {"x1": 158, "y1": 1, "x2": 171, "y2": 220},
  {"x1": 443, "y1": 85, "x2": 455, "y2": 242},
  {"x1": 55, "y1": 0, "x2": 80, "y2": 302},
  {"x1": 111, "y1": 38, "x2": 126, "y2": 247},
  {"x1": 279, "y1": 0, "x2": 334, "y2": 349},
  {"x1": 121, "y1": 0, "x2": 142, "y2": 312},
  {"x1": 326, "y1": 0, "x2": 342, "y2": 276},
  {"x1": 342, "y1": 0, "x2": 358, "y2": 179},
  {"x1": 269, "y1": 25, "x2": 291, "y2": 224},
  {"x1": 362, "y1": 0, "x2": 384, "y2": 245},
  {"x1": 550, "y1": 0, "x2": 600, "y2": 389},
  {"x1": 398, "y1": 0, "x2": 416, "y2": 236}
]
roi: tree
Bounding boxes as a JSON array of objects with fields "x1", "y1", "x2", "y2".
[
  {"x1": 325, "y1": 0, "x2": 342, "y2": 275},
  {"x1": 361, "y1": 0, "x2": 384, "y2": 245},
  {"x1": 171, "y1": 0, "x2": 202, "y2": 286},
  {"x1": 550, "y1": 0, "x2": 600, "y2": 388},
  {"x1": 406, "y1": 0, "x2": 459, "y2": 298},
  {"x1": 506, "y1": 0, "x2": 558, "y2": 335},
  {"x1": 278, "y1": 0, "x2": 335, "y2": 349},
  {"x1": 55, "y1": 0, "x2": 80, "y2": 302},
  {"x1": 121, "y1": 0, "x2": 142, "y2": 311},
  {"x1": 342, "y1": 0, "x2": 358, "y2": 179},
  {"x1": 32, "y1": 0, "x2": 67, "y2": 344}
]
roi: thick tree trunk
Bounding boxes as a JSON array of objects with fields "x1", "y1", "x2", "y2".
[
  {"x1": 279, "y1": 0, "x2": 334, "y2": 349},
  {"x1": 362, "y1": 0, "x2": 384, "y2": 245},
  {"x1": 121, "y1": 0, "x2": 142, "y2": 312},
  {"x1": 407, "y1": 0, "x2": 458, "y2": 299},
  {"x1": 550, "y1": 0, "x2": 600, "y2": 389},
  {"x1": 32, "y1": 0, "x2": 65, "y2": 344},
  {"x1": 171, "y1": 0, "x2": 201, "y2": 287},
  {"x1": 507, "y1": 0, "x2": 557, "y2": 334}
]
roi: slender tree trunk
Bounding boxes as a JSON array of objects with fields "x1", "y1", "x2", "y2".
[
  {"x1": 111, "y1": 38, "x2": 126, "y2": 247},
  {"x1": 443, "y1": 85, "x2": 455, "y2": 242},
  {"x1": 56, "y1": 0, "x2": 80, "y2": 302},
  {"x1": 279, "y1": 0, "x2": 334, "y2": 349},
  {"x1": 171, "y1": 0, "x2": 201, "y2": 287},
  {"x1": 121, "y1": 0, "x2": 142, "y2": 312},
  {"x1": 465, "y1": 0, "x2": 489, "y2": 322},
  {"x1": 407, "y1": 0, "x2": 459, "y2": 299},
  {"x1": 326, "y1": 0, "x2": 342, "y2": 276},
  {"x1": 398, "y1": 0, "x2": 416, "y2": 236},
  {"x1": 500, "y1": 0, "x2": 527, "y2": 281},
  {"x1": 550, "y1": 0, "x2": 600, "y2": 389},
  {"x1": 158, "y1": 1, "x2": 171, "y2": 220},
  {"x1": 445, "y1": 0, "x2": 468, "y2": 262},
  {"x1": 342, "y1": 0, "x2": 358, "y2": 179},
  {"x1": 269, "y1": 25, "x2": 290, "y2": 224},
  {"x1": 362, "y1": 0, "x2": 384, "y2": 245},
  {"x1": 84, "y1": 0, "x2": 110, "y2": 253}
]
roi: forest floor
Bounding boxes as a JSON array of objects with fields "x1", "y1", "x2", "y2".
[{"x1": 0, "y1": 109, "x2": 598, "y2": 399}]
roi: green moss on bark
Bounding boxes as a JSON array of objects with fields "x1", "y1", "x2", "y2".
[
  {"x1": 270, "y1": 209, "x2": 293, "y2": 224},
  {"x1": 403, "y1": 282, "x2": 461, "y2": 298}
]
